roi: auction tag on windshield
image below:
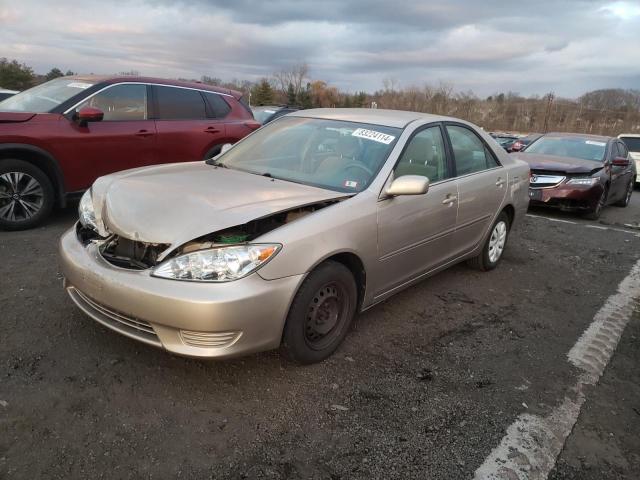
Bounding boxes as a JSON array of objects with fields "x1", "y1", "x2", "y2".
[
  {"x1": 585, "y1": 140, "x2": 606, "y2": 146},
  {"x1": 67, "y1": 82, "x2": 92, "y2": 89},
  {"x1": 351, "y1": 128, "x2": 395, "y2": 144},
  {"x1": 344, "y1": 180, "x2": 359, "y2": 188}
]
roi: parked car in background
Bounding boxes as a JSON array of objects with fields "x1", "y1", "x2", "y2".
[
  {"x1": 252, "y1": 105, "x2": 299, "y2": 125},
  {"x1": 0, "y1": 89, "x2": 18, "y2": 101},
  {"x1": 618, "y1": 134, "x2": 640, "y2": 185},
  {"x1": 60, "y1": 108, "x2": 530, "y2": 363},
  {"x1": 0, "y1": 76, "x2": 260, "y2": 230},
  {"x1": 517, "y1": 133, "x2": 635, "y2": 219},
  {"x1": 510, "y1": 133, "x2": 542, "y2": 152},
  {"x1": 490, "y1": 133, "x2": 520, "y2": 152}
]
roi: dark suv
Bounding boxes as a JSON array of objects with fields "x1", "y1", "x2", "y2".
[{"x1": 0, "y1": 76, "x2": 259, "y2": 230}]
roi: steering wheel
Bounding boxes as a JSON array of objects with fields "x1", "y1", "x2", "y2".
[{"x1": 341, "y1": 162, "x2": 373, "y2": 177}]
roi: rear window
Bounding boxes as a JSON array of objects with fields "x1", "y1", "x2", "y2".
[
  {"x1": 620, "y1": 137, "x2": 640, "y2": 153},
  {"x1": 155, "y1": 86, "x2": 206, "y2": 120},
  {"x1": 203, "y1": 92, "x2": 231, "y2": 118}
]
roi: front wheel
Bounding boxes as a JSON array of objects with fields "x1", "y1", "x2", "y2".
[
  {"x1": 281, "y1": 261, "x2": 357, "y2": 364},
  {"x1": 467, "y1": 212, "x2": 510, "y2": 271},
  {"x1": 0, "y1": 159, "x2": 54, "y2": 231},
  {"x1": 584, "y1": 186, "x2": 607, "y2": 220}
]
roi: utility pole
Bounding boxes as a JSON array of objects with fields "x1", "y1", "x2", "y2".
[{"x1": 542, "y1": 93, "x2": 555, "y2": 133}]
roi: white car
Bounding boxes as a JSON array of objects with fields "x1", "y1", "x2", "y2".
[{"x1": 618, "y1": 134, "x2": 640, "y2": 184}]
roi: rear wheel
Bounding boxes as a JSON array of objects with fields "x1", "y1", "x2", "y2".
[
  {"x1": 467, "y1": 211, "x2": 510, "y2": 271},
  {"x1": 281, "y1": 261, "x2": 357, "y2": 364},
  {"x1": 0, "y1": 159, "x2": 54, "y2": 231},
  {"x1": 614, "y1": 180, "x2": 633, "y2": 207}
]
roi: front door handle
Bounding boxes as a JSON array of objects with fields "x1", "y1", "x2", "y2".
[
  {"x1": 496, "y1": 177, "x2": 505, "y2": 187},
  {"x1": 205, "y1": 126, "x2": 221, "y2": 134},
  {"x1": 135, "y1": 129, "x2": 154, "y2": 137},
  {"x1": 442, "y1": 194, "x2": 457, "y2": 205}
]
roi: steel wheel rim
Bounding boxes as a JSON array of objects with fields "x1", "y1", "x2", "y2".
[
  {"x1": 304, "y1": 281, "x2": 348, "y2": 350},
  {"x1": 488, "y1": 220, "x2": 507, "y2": 263},
  {"x1": 0, "y1": 172, "x2": 44, "y2": 222}
]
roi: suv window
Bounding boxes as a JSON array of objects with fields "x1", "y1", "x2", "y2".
[
  {"x1": 76, "y1": 83, "x2": 147, "y2": 121},
  {"x1": 394, "y1": 126, "x2": 449, "y2": 182},
  {"x1": 447, "y1": 125, "x2": 499, "y2": 176},
  {"x1": 203, "y1": 92, "x2": 231, "y2": 118},
  {"x1": 156, "y1": 86, "x2": 206, "y2": 120}
]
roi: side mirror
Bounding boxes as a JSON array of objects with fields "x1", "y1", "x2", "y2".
[
  {"x1": 75, "y1": 106, "x2": 104, "y2": 126},
  {"x1": 221, "y1": 143, "x2": 233, "y2": 154},
  {"x1": 386, "y1": 175, "x2": 430, "y2": 197},
  {"x1": 612, "y1": 156, "x2": 630, "y2": 167}
]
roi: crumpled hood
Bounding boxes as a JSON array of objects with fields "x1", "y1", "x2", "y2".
[
  {"x1": 0, "y1": 112, "x2": 36, "y2": 123},
  {"x1": 91, "y1": 162, "x2": 347, "y2": 249},
  {"x1": 514, "y1": 152, "x2": 603, "y2": 174}
]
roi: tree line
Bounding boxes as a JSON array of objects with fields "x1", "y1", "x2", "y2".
[{"x1": 1, "y1": 57, "x2": 638, "y2": 136}]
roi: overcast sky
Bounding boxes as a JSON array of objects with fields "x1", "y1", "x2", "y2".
[{"x1": 1, "y1": 0, "x2": 639, "y2": 97}]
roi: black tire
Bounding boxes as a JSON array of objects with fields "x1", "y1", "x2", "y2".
[
  {"x1": 467, "y1": 211, "x2": 510, "y2": 272},
  {"x1": 203, "y1": 144, "x2": 224, "y2": 160},
  {"x1": 0, "y1": 159, "x2": 54, "y2": 231},
  {"x1": 614, "y1": 180, "x2": 633, "y2": 207},
  {"x1": 584, "y1": 186, "x2": 608, "y2": 220},
  {"x1": 281, "y1": 261, "x2": 357, "y2": 364}
]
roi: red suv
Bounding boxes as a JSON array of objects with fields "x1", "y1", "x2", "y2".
[{"x1": 0, "y1": 76, "x2": 259, "y2": 230}]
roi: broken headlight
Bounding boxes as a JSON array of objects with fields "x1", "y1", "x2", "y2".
[
  {"x1": 152, "y1": 244, "x2": 281, "y2": 282},
  {"x1": 78, "y1": 189, "x2": 97, "y2": 231}
]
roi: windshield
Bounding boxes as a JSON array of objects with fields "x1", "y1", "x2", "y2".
[
  {"x1": 216, "y1": 116, "x2": 401, "y2": 192},
  {"x1": 0, "y1": 78, "x2": 95, "y2": 113},
  {"x1": 620, "y1": 137, "x2": 640, "y2": 153},
  {"x1": 252, "y1": 107, "x2": 279, "y2": 123},
  {"x1": 525, "y1": 136, "x2": 607, "y2": 162}
]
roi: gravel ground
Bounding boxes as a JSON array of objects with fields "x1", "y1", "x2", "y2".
[{"x1": 1, "y1": 194, "x2": 640, "y2": 479}]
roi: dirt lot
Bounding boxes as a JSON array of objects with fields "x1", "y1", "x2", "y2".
[{"x1": 1, "y1": 194, "x2": 640, "y2": 479}]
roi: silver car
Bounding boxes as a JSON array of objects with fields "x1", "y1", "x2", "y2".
[{"x1": 60, "y1": 109, "x2": 530, "y2": 363}]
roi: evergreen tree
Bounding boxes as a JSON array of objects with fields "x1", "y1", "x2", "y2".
[
  {"x1": 287, "y1": 83, "x2": 297, "y2": 105},
  {"x1": 251, "y1": 78, "x2": 275, "y2": 105},
  {"x1": 45, "y1": 68, "x2": 64, "y2": 81}
]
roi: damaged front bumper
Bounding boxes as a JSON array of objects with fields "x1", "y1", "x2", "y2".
[
  {"x1": 59, "y1": 227, "x2": 304, "y2": 358},
  {"x1": 528, "y1": 182, "x2": 603, "y2": 211}
]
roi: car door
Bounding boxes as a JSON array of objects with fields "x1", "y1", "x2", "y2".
[
  {"x1": 375, "y1": 124, "x2": 458, "y2": 296},
  {"x1": 153, "y1": 85, "x2": 228, "y2": 161},
  {"x1": 60, "y1": 83, "x2": 158, "y2": 189},
  {"x1": 444, "y1": 123, "x2": 507, "y2": 257}
]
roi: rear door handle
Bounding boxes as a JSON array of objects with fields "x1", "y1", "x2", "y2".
[
  {"x1": 496, "y1": 177, "x2": 505, "y2": 187},
  {"x1": 205, "y1": 126, "x2": 221, "y2": 134},
  {"x1": 442, "y1": 194, "x2": 457, "y2": 205},
  {"x1": 135, "y1": 129, "x2": 154, "y2": 137}
]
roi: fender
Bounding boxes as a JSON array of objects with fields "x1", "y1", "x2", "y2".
[{"x1": 0, "y1": 143, "x2": 67, "y2": 207}]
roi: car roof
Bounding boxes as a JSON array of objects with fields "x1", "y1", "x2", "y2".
[
  {"x1": 544, "y1": 132, "x2": 612, "y2": 142},
  {"x1": 67, "y1": 75, "x2": 242, "y2": 98},
  {"x1": 619, "y1": 133, "x2": 640, "y2": 138},
  {"x1": 288, "y1": 108, "x2": 455, "y2": 128},
  {"x1": 0, "y1": 88, "x2": 18, "y2": 94}
]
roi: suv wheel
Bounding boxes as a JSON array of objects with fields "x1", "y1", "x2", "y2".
[
  {"x1": 0, "y1": 159, "x2": 54, "y2": 230},
  {"x1": 281, "y1": 261, "x2": 357, "y2": 364}
]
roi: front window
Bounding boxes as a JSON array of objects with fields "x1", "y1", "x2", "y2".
[
  {"x1": 525, "y1": 136, "x2": 606, "y2": 162},
  {"x1": 216, "y1": 117, "x2": 401, "y2": 192},
  {"x1": 619, "y1": 137, "x2": 640, "y2": 153},
  {"x1": 0, "y1": 78, "x2": 96, "y2": 113},
  {"x1": 75, "y1": 84, "x2": 147, "y2": 121}
]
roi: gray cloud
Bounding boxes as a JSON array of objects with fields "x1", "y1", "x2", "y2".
[{"x1": 1, "y1": 0, "x2": 639, "y2": 97}]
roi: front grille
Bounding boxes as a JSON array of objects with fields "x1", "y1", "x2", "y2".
[
  {"x1": 68, "y1": 287, "x2": 161, "y2": 347},
  {"x1": 180, "y1": 330, "x2": 241, "y2": 349},
  {"x1": 530, "y1": 171, "x2": 566, "y2": 189}
]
